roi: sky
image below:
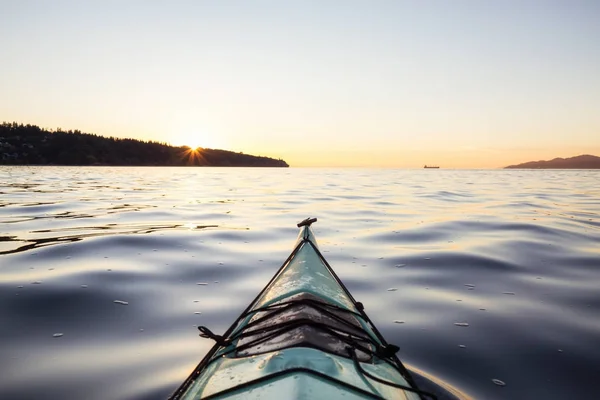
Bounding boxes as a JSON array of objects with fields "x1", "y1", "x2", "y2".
[{"x1": 1, "y1": 0, "x2": 599, "y2": 168}]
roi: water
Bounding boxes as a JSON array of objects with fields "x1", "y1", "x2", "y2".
[{"x1": 1, "y1": 166, "x2": 599, "y2": 400}]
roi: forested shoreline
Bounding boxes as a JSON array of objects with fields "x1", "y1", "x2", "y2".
[{"x1": 0, "y1": 122, "x2": 289, "y2": 167}]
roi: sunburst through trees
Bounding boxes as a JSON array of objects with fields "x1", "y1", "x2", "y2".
[{"x1": 180, "y1": 147, "x2": 208, "y2": 166}]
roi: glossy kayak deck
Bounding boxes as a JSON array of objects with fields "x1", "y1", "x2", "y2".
[{"x1": 171, "y1": 222, "x2": 428, "y2": 400}]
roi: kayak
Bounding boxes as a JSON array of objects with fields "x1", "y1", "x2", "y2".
[{"x1": 170, "y1": 218, "x2": 435, "y2": 400}]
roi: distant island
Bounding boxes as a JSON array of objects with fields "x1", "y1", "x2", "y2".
[
  {"x1": 505, "y1": 154, "x2": 600, "y2": 169},
  {"x1": 0, "y1": 122, "x2": 288, "y2": 167}
]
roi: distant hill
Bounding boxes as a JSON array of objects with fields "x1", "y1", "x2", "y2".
[
  {"x1": 0, "y1": 122, "x2": 288, "y2": 167},
  {"x1": 505, "y1": 154, "x2": 600, "y2": 169}
]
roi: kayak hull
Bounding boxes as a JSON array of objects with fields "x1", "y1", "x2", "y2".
[
  {"x1": 182, "y1": 347, "x2": 419, "y2": 399},
  {"x1": 173, "y1": 222, "x2": 425, "y2": 400}
]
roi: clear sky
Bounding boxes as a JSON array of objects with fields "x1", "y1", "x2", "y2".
[{"x1": 1, "y1": 1, "x2": 599, "y2": 167}]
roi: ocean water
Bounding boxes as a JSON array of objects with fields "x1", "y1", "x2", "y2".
[{"x1": 1, "y1": 166, "x2": 599, "y2": 400}]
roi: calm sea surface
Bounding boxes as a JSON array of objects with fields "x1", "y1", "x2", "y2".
[{"x1": 1, "y1": 166, "x2": 599, "y2": 400}]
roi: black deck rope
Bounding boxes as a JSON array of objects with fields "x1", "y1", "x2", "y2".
[
  {"x1": 195, "y1": 297, "x2": 380, "y2": 354},
  {"x1": 190, "y1": 296, "x2": 410, "y2": 396},
  {"x1": 197, "y1": 326, "x2": 229, "y2": 347},
  {"x1": 227, "y1": 297, "x2": 369, "y2": 340},
  {"x1": 193, "y1": 313, "x2": 431, "y2": 399},
  {"x1": 197, "y1": 313, "x2": 379, "y2": 363}
]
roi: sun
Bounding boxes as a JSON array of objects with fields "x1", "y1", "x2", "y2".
[
  {"x1": 168, "y1": 125, "x2": 216, "y2": 149},
  {"x1": 177, "y1": 130, "x2": 224, "y2": 151},
  {"x1": 186, "y1": 144, "x2": 204, "y2": 152},
  {"x1": 183, "y1": 134, "x2": 212, "y2": 150},
  {"x1": 183, "y1": 139, "x2": 207, "y2": 151},
  {"x1": 169, "y1": 114, "x2": 228, "y2": 150},
  {"x1": 180, "y1": 146, "x2": 207, "y2": 165}
]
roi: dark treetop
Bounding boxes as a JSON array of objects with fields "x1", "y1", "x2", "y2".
[
  {"x1": 0, "y1": 122, "x2": 289, "y2": 167},
  {"x1": 505, "y1": 154, "x2": 600, "y2": 169}
]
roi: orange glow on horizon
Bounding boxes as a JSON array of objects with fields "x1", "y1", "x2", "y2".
[{"x1": 270, "y1": 146, "x2": 600, "y2": 169}]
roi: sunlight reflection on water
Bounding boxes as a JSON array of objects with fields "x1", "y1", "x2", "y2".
[{"x1": 0, "y1": 166, "x2": 599, "y2": 400}]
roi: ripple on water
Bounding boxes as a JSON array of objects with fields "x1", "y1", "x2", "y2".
[{"x1": 1, "y1": 167, "x2": 599, "y2": 400}]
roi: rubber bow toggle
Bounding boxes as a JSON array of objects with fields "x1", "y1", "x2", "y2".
[{"x1": 297, "y1": 217, "x2": 317, "y2": 227}]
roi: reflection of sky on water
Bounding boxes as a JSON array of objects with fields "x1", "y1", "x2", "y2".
[{"x1": 1, "y1": 166, "x2": 599, "y2": 400}]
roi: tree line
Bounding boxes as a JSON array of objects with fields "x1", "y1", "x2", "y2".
[{"x1": 0, "y1": 122, "x2": 288, "y2": 167}]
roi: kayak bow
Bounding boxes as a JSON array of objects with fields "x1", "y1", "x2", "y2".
[{"x1": 171, "y1": 218, "x2": 434, "y2": 400}]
